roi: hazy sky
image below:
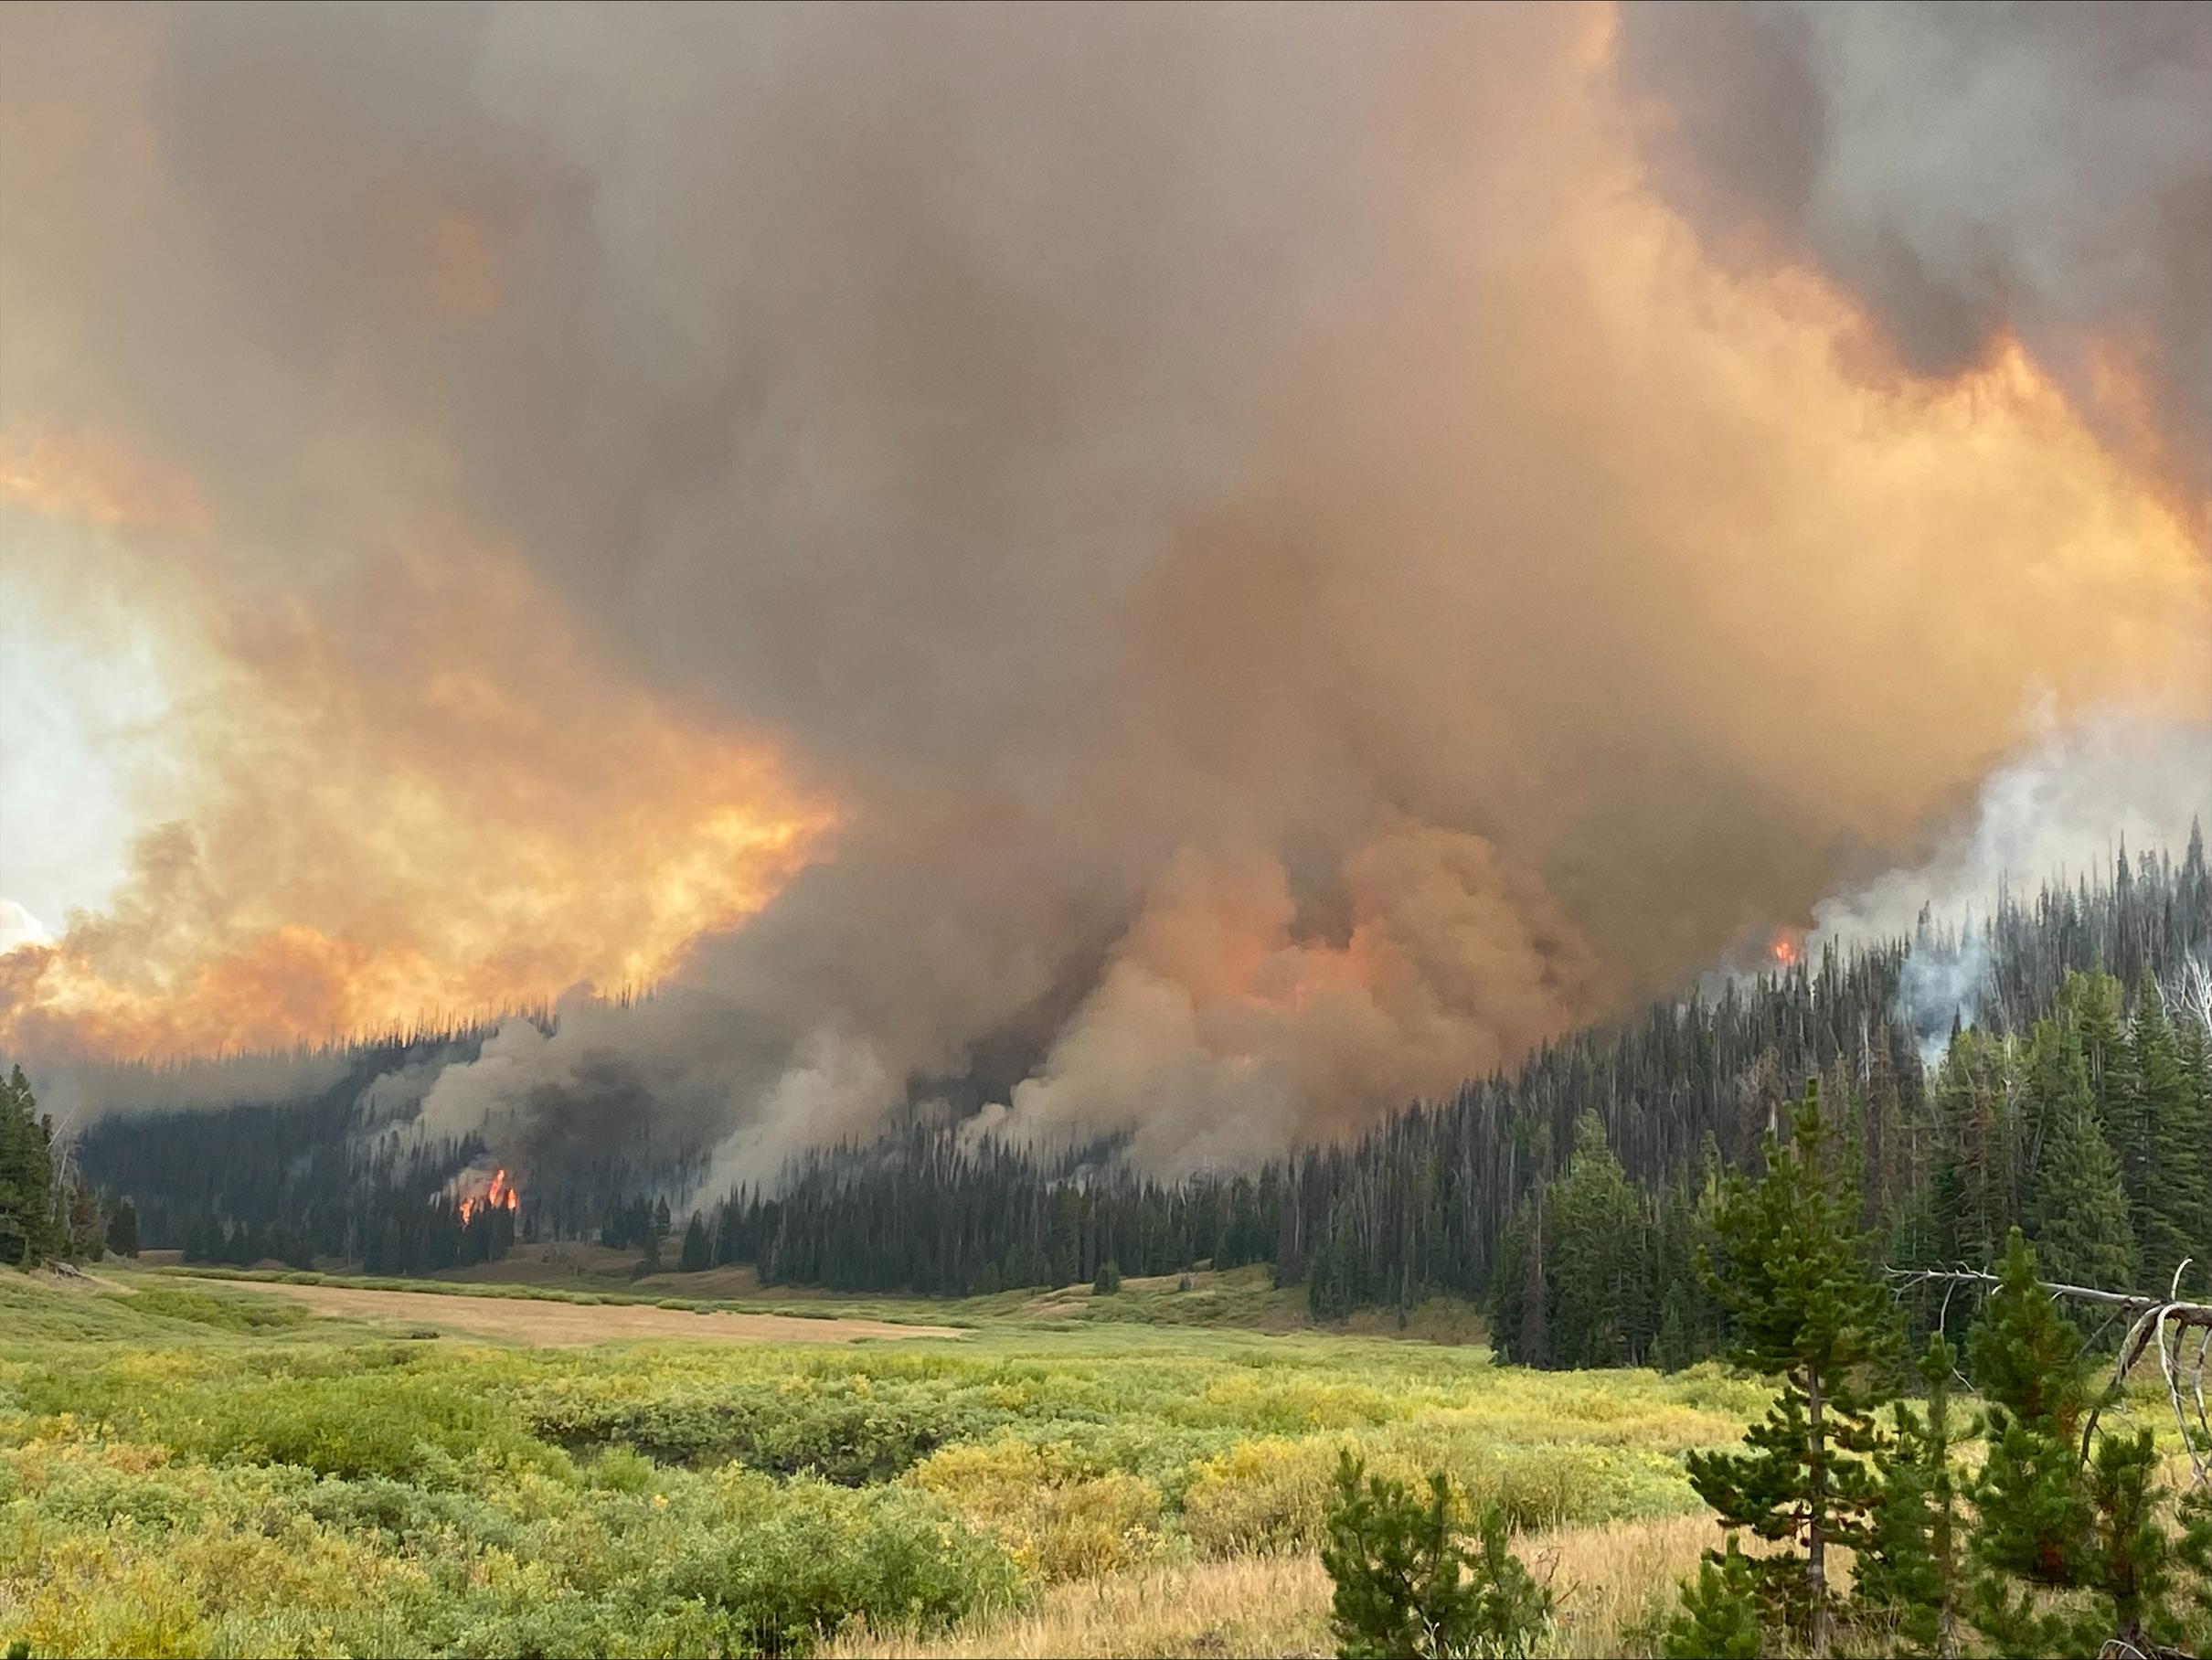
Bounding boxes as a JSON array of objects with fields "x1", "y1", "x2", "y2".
[{"x1": 3, "y1": 2, "x2": 2207, "y2": 1170}]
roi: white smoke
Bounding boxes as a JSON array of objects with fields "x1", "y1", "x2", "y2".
[{"x1": 1810, "y1": 709, "x2": 2212, "y2": 1054}]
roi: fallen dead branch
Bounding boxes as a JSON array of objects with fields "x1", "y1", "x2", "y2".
[{"x1": 1888, "y1": 1261, "x2": 2211, "y2": 1490}]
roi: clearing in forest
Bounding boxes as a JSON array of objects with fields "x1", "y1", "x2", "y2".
[{"x1": 170, "y1": 1274, "x2": 963, "y2": 1345}]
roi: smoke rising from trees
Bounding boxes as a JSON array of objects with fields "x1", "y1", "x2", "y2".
[{"x1": 4, "y1": 4, "x2": 2207, "y2": 1173}]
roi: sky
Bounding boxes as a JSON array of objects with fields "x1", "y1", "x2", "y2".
[{"x1": 2, "y1": 2, "x2": 2207, "y2": 1173}]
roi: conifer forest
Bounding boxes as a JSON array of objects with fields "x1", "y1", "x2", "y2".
[{"x1": 7, "y1": 4, "x2": 2212, "y2": 1655}]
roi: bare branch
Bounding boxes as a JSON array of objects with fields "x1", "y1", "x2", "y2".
[
  {"x1": 1885, "y1": 1268, "x2": 2212, "y2": 1329},
  {"x1": 1888, "y1": 1265, "x2": 2212, "y2": 1490}
]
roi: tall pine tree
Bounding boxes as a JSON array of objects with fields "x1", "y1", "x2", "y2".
[
  {"x1": 1685, "y1": 1080, "x2": 1894, "y2": 1657},
  {"x1": 2132, "y1": 984, "x2": 2211, "y2": 1292},
  {"x1": 2023, "y1": 1021, "x2": 2137, "y2": 1292}
]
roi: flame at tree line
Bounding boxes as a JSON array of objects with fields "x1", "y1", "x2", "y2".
[
  {"x1": 452, "y1": 1168, "x2": 519, "y2": 1226},
  {"x1": 2, "y1": 1, "x2": 2207, "y2": 1176}
]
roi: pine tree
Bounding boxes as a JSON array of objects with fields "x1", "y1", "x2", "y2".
[
  {"x1": 2183, "y1": 1013, "x2": 2212, "y2": 1272},
  {"x1": 678, "y1": 1212, "x2": 711, "y2": 1272},
  {"x1": 2023, "y1": 1022, "x2": 2137, "y2": 1292},
  {"x1": 2069, "y1": 965, "x2": 2132, "y2": 1116},
  {"x1": 2176, "y1": 1486, "x2": 2212, "y2": 1655},
  {"x1": 105, "y1": 1197, "x2": 140, "y2": 1258},
  {"x1": 1653, "y1": 1299, "x2": 1689, "y2": 1374},
  {"x1": 1685, "y1": 1080, "x2": 1894, "y2": 1657},
  {"x1": 1661, "y1": 1540, "x2": 1762, "y2": 1660},
  {"x1": 1931, "y1": 1032, "x2": 2006, "y2": 1267},
  {"x1": 1966, "y1": 1229, "x2": 2099, "y2": 1655},
  {"x1": 0, "y1": 1067, "x2": 56, "y2": 1268},
  {"x1": 2087, "y1": 1426, "x2": 2177, "y2": 1656},
  {"x1": 1320, "y1": 1454, "x2": 1551, "y2": 1660},
  {"x1": 2133, "y1": 985, "x2": 2211, "y2": 1292},
  {"x1": 1547, "y1": 1112, "x2": 1646, "y2": 1367},
  {"x1": 1856, "y1": 1333, "x2": 1970, "y2": 1657}
]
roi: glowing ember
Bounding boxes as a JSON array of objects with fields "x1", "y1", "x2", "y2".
[{"x1": 454, "y1": 1168, "x2": 520, "y2": 1224}]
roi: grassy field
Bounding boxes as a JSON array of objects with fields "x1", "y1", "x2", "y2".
[{"x1": 0, "y1": 1261, "x2": 1761, "y2": 1658}]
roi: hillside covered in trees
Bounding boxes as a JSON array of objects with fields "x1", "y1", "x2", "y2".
[{"x1": 39, "y1": 834, "x2": 2212, "y2": 1351}]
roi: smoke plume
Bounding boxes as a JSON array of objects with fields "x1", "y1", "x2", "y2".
[{"x1": 3, "y1": 4, "x2": 2207, "y2": 1173}]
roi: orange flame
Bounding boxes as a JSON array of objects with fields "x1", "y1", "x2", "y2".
[
  {"x1": 1770, "y1": 932, "x2": 1803, "y2": 969},
  {"x1": 453, "y1": 1167, "x2": 519, "y2": 1224},
  {"x1": 0, "y1": 473, "x2": 840, "y2": 1061}
]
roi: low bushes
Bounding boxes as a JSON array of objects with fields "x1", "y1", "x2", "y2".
[
  {"x1": 2, "y1": 1276, "x2": 1763, "y2": 1657},
  {"x1": 906, "y1": 1439, "x2": 1168, "y2": 1580},
  {"x1": 526, "y1": 1382, "x2": 971, "y2": 1484}
]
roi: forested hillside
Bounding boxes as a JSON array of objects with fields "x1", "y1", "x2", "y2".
[{"x1": 47, "y1": 834, "x2": 2212, "y2": 1346}]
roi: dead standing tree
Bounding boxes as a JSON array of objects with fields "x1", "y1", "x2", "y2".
[{"x1": 1889, "y1": 1259, "x2": 2212, "y2": 1490}]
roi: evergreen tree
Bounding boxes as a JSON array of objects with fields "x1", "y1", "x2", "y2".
[
  {"x1": 2068, "y1": 965, "x2": 2132, "y2": 1123},
  {"x1": 2176, "y1": 1486, "x2": 2212, "y2": 1655},
  {"x1": 2086, "y1": 1426, "x2": 2177, "y2": 1657},
  {"x1": 1319, "y1": 1454, "x2": 1551, "y2": 1660},
  {"x1": 1515, "y1": 1186, "x2": 1548, "y2": 1367},
  {"x1": 105, "y1": 1197, "x2": 140, "y2": 1258},
  {"x1": 0, "y1": 1066, "x2": 56, "y2": 1267},
  {"x1": 2023, "y1": 1023, "x2": 2137, "y2": 1292},
  {"x1": 1856, "y1": 1333, "x2": 1970, "y2": 1658},
  {"x1": 1685, "y1": 1080, "x2": 1893, "y2": 1656},
  {"x1": 1546, "y1": 1112, "x2": 1645, "y2": 1367},
  {"x1": 1661, "y1": 1540, "x2": 1761, "y2": 1660},
  {"x1": 1092, "y1": 1258, "x2": 1122, "y2": 1295},
  {"x1": 678, "y1": 1212, "x2": 711, "y2": 1272},
  {"x1": 1930, "y1": 1032, "x2": 2007, "y2": 1267},
  {"x1": 1966, "y1": 1229, "x2": 2100, "y2": 1655},
  {"x1": 2132, "y1": 984, "x2": 2211, "y2": 1291},
  {"x1": 1652, "y1": 1299, "x2": 1689, "y2": 1374}
]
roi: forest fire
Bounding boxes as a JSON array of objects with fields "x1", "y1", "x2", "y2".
[
  {"x1": 1769, "y1": 932, "x2": 1803, "y2": 969},
  {"x1": 453, "y1": 1168, "x2": 520, "y2": 1225}
]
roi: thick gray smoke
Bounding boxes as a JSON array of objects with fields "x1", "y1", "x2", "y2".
[
  {"x1": 7, "y1": 4, "x2": 2209, "y2": 1178},
  {"x1": 1617, "y1": 1, "x2": 2212, "y2": 515}
]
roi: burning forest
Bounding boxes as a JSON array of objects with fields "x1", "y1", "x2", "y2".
[{"x1": 5, "y1": 7, "x2": 2212, "y2": 1658}]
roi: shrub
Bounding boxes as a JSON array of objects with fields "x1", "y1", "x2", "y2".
[
  {"x1": 908, "y1": 1439, "x2": 1167, "y2": 1580},
  {"x1": 526, "y1": 1383, "x2": 961, "y2": 1484},
  {"x1": 1181, "y1": 1436, "x2": 1343, "y2": 1558},
  {"x1": 662, "y1": 1475, "x2": 1022, "y2": 1649},
  {"x1": 109, "y1": 1289, "x2": 309, "y2": 1333}
]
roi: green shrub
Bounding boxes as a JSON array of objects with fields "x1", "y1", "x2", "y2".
[
  {"x1": 662, "y1": 1476, "x2": 1022, "y2": 1649},
  {"x1": 108, "y1": 1289, "x2": 309, "y2": 1333},
  {"x1": 526, "y1": 1383, "x2": 964, "y2": 1484}
]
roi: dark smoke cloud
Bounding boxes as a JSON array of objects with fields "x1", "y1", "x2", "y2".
[
  {"x1": 1616, "y1": 0, "x2": 2212, "y2": 516},
  {"x1": 5, "y1": 4, "x2": 2207, "y2": 1176}
]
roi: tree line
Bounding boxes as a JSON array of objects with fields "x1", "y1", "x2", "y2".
[
  {"x1": 1322, "y1": 1077, "x2": 2212, "y2": 1658},
  {"x1": 0, "y1": 1064, "x2": 135, "y2": 1267},
  {"x1": 44, "y1": 830, "x2": 2212, "y2": 1330}
]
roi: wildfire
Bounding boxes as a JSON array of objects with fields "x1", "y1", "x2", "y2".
[
  {"x1": 1770, "y1": 932, "x2": 1803, "y2": 969},
  {"x1": 453, "y1": 1168, "x2": 520, "y2": 1224},
  {"x1": 0, "y1": 467, "x2": 840, "y2": 1063}
]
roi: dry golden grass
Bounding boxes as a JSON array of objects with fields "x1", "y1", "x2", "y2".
[
  {"x1": 828, "y1": 1552, "x2": 1335, "y2": 1659},
  {"x1": 1532, "y1": 1511, "x2": 1720, "y2": 1657},
  {"x1": 830, "y1": 1511, "x2": 1726, "y2": 1660},
  {"x1": 175, "y1": 1275, "x2": 962, "y2": 1346}
]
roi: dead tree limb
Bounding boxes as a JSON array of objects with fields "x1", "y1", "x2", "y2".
[
  {"x1": 1886, "y1": 1262, "x2": 2212, "y2": 1490},
  {"x1": 1886, "y1": 1267, "x2": 2212, "y2": 1329}
]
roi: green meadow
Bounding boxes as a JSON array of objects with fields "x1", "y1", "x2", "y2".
[{"x1": 0, "y1": 1264, "x2": 1764, "y2": 1658}]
